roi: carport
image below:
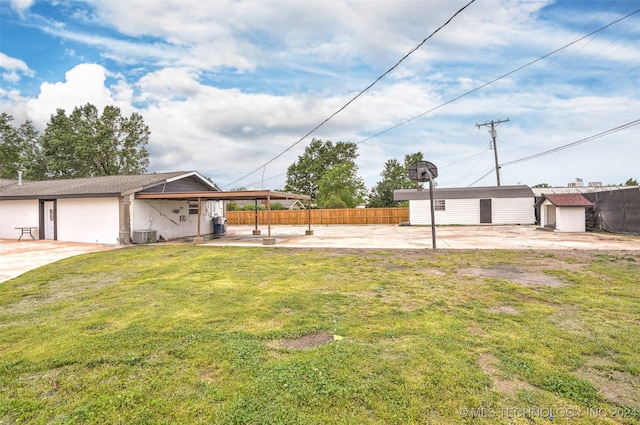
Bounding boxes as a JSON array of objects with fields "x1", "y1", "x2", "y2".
[{"x1": 135, "y1": 190, "x2": 311, "y2": 244}]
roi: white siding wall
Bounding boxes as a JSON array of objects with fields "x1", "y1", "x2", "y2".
[
  {"x1": 492, "y1": 198, "x2": 535, "y2": 224},
  {"x1": 132, "y1": 199, "x2": 217, "y2": 240},
  {"x1": 57, "y1": 198, "x2": 120, "y2": 244},
  {"x1": 556, "y1": 207, "x2": 586, "y2": 232},
  {"x1": 410, "y1": 197, "x2": 534, "y2": 225},
  {"x1": 410, "y1": 199, "x2": 479, "y2": 225},
  {"x1": 0, "y1": 200, "x2": 39, "y2": 239}
]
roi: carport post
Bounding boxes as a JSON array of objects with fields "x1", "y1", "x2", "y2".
[
  {"x1": 267, "y1": 193, "x2": 271, "y2": 237},
  {"x1": 254, "y1": 199, "x2": 259, "y2": 231},
  {"x1": 197, "y1": 197, "x2": 202, "y2": 238},
  {"x1": 305, "y1": 199, "x2": 314, "y2": 235}
]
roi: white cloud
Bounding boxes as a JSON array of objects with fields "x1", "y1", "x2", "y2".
[
  {"x1": 7, "y1": 0, "x2": 34, "y2": 14},
  {"x1": 2, "y1": 0, "x2": 639, "y2": 189},
  {"x1": 0, "y1": 52, "x2": 35, "y2": 81},
  {"x1": 20, "y1": 64, "x2": 131, "y2": 130}
]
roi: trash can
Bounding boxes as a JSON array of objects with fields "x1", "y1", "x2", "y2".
[{"x1": 213, "y1": 216, "x2": 227, "y2": 237}]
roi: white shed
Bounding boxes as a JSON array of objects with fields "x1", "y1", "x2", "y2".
[
  {"x1": 535, "y1": 193, "x2": 593, "y2": 232},
  {"x1": 394, "y1": 185, "x2": 535, "y2": 225}
]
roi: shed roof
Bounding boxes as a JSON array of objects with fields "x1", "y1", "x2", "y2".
[
  {"x1": 0, "y1": 171, "x2": 218, "y2": 200},
  {"x1": 535, "y1": 193, "x2": 593, "y2": 208},
  {"x1": 394, "y1": 185, "x2": 534, "y2": 201}
]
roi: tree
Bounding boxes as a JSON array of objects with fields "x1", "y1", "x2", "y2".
[
  {"x1": 0, "y1": 113, "x2": 21, "y2": 179},
  {"x1": 367, "y1": 153, "x2": 423, "y2": 208},
  {"x1": 285, "y1": 138, "x2": 359, "y2": 202},
  {"x1": 40, "y1": 103, "x2": 150, "y2": 178},
  {"x1": 316, "y1": 162, "x2": 367, "y2": 208},
  {"x1": 0, "y1": 113, "x2": 43, "y2": 179},
  {"x1": 624, "y1": 178, "x2": 638, "y2": 186},
  {"x1": 323, "y1": 194, "x2": 348, "y2": 209},
  {"x1": 532, "y1": 183, "x2": 551, "y2": 188}
]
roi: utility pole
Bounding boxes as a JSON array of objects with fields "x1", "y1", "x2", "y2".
[{"x1": 476, "y1": 118, "x2": 509, "y2": 186}]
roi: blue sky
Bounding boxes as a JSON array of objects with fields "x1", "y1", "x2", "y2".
[{"x1": 1, "y1": 0, "x2": 639, "y2": 190}]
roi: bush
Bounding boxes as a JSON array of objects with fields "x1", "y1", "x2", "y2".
[{"x1": 323, "y1": 195, "x2": 347, "y2": 209}]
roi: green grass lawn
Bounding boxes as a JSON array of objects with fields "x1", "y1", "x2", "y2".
[{"x1": 1, "y1": 246, "x2": 639, "y2": 424}]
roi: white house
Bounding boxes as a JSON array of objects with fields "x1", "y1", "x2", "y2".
[
  {"x1": 535, "y1": 193, "x2": 593, "y2": 232},
  {"x1": 0, "y1": 172, "x2": 224, "y2": 244},
  {"x1": 394, "y1": 185, "x2": 535, "y2": 225}
]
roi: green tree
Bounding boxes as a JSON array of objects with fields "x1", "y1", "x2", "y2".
[
  {"x1": 0, "y1": 113, "x2": 43, "y2": 179},
  {"x1": 624, "y1": 178, "x2": 638, "y2": 186},
  {"x1": 323, "y1": 194, "x2": 348, "y2": 209},
  {"x1": 285, "y1": 138, "x2": 359, "y2": 203},
  {"x1": 367, "y1": 153, "x2": 423, "y2": 208},
  {"x1": 532, "y1": 183, "x2": 551, "y2": 188},
  {"x1": 40, "y1": 104, "x2": 150, "y2": 178},
  {"x1": 317, "y1": 162, "x2": 367, "y2": 208},
  {"x1": 0, "y1": 113, "x2": 21, "y2": 179}
]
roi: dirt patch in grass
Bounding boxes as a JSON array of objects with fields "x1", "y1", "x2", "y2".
[
  {"x1": 550, "y1": 305, "x2": 585, "y2": 333},
  {"x1": 478, "y1": 353, "x2": 535, "y2": 395},
  {"x1": 488, "y1": 305, "x2": 519, "y2": 314},
  {"x1": 278, "y1": 332, "x2": 334, "y2": 350},
  {"x1": 576, "y1": 356, "x2": 640, "y2": 408},
  {"x1": 459, "y1": 266, "x2": 565, "y2": 287}
]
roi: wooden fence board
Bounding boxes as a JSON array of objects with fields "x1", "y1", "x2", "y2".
[{"x1": 226, "y1": 208, "x2": 409, "y2": 225}]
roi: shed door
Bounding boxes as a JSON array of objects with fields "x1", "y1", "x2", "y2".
[{"x1": 480, "y1": 199, "x2": 492, "y2": 224}]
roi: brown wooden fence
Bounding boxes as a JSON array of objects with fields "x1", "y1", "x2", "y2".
[{"x1": 226, "y1": 207, "x2": 409, "y2": 225}]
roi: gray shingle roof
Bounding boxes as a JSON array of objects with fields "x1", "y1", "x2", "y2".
[
  {"x1": 394, "y1": 185, "x2": 534, "y2": 201},
  {"x1": 0, "y1": 172, "x2": 208, "y2": 199}
]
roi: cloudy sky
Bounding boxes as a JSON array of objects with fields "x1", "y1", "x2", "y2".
[{"x1": 1, "y1": 0, "x2": 639, "y2": 190}]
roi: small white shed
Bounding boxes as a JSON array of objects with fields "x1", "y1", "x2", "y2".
[
  {"x1": 394, "y1": 185, "x2": 535, "y2": 225},
  {"x1": 535, "y1": 193, "x2": 593, "y2": 232}
]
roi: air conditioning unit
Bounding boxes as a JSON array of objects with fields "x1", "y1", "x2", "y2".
[{"x1": 132, "y1": 230, "x2": 157, "y2": 244}]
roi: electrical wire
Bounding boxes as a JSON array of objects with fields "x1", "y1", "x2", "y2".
[
  {"x1": 227, "y1": 5, "x2": 640, "y2": 190},
  {"x1": 222, "y1": 0, "x2": 477, "y2": 188},
  {"x1": 467, "y1": 117, "x2": 640, "y2": 187},
  {"x1": 500, "y1": 118, "x2": 640, "y2": 167},
  {"x1": 355, "y1": 7, "x2": 640, "y2": 147}
]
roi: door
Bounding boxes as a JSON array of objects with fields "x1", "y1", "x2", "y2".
[
  {"x1": 480, "y1": 199, "x2": 492, "y2": 224},
  {"x1": 39, "y1": 200, "x2": 57, "y2": 240}
]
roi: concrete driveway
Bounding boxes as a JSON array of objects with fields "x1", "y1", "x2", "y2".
[
  {"x1": 209, "y1": 224, "x2": 640, "y2": 250},
  {"x1": 2, "y1": 225, "x2": 639, "y2": 284},
  {"x1": 0, "y1": 240, "x2": 117, "y2": 283}
]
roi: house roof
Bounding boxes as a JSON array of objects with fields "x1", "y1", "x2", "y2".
[
  {"x1": 394, "y1": 185, "x2": 534, "y2": 201},
  {"x1": 0, "y1": 171, "x2": 219, "y2": 200},
  {"x1": 535, "y1": 193, "x2": 593, "y2": 208}
]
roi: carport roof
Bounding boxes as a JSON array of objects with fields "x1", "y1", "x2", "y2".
[{"x1": 135, "y1": 190, "x2": 310, "y2": 201}]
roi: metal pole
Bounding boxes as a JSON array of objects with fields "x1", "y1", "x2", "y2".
[
  {"x1": 267, "y1": 193, "x2": 271, "y2": 237},
  {"x1": 197, "y1": 197, "x2": 202, "y2": 238},
  {"x1": 427, "y1": 171, "x2": 436, "y2": 249},
  {"x1": 254, "y1": 199, "x2": 258, "y2": 231}
]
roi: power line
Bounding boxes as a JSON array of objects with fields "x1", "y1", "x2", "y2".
[
  {"x1": 229, "y1": 5, "x2": 640, "y2": 190},
  {"x1": 501, "y1": 118, "x2": 640, "y2": 167},
  {"x1": 468, "y1": 117, "x2": 640, "y2": 187},
  {"x1": 355, "y1": 7, "x2": 640, "y2": 146},
  {"x1": 222, "y1": 0, "x2": 477, "y2": 188}
]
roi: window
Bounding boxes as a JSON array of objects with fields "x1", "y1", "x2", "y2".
[
  {"x1": 434, "y1": 199, "x2": 446, "y2": 211},
  {"x1": 188, "y1": 201, "x2": 199, "y2": 215}
]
